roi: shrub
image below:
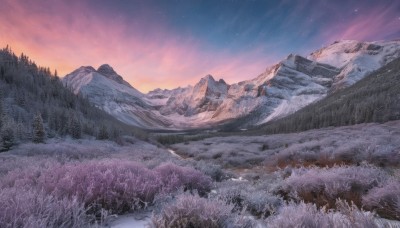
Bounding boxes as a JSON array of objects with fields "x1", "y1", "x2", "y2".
[
  {"x1": 154, "y1": 163, "x2": 212, "y2": 196},
  {"x1": 213, "y1": 181, "x2": 282, "y2": 218},
  {"x1": 0, "y1": 160, "x2": 212, "y2": 217},
  {"x1": 0, "y1": 188, "x2": 90, "y2": 228},
  {"x1": 279, "y1": 165, "x2": 389, "y2": 208},
  {"x1": 151, "y1": 194, "x2": 234, "y2": 228},
  {"x1": 362, "y1": 179, "x2": 400, "y2": 220},
  {"x1": 266, "y1": 201, "x2": 378, "y2": 228},
  {"x1": 193, "y1": 160, "x2": 227, "y2": 182}
]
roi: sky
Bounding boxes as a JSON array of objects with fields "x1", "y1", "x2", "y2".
[{"x1": 0, "y1": 0, "x2": 399, "y2": 93}]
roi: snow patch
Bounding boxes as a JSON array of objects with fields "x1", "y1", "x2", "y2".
[{"x1": 258, "y1": 94, "x2": 323, "y2": 124}]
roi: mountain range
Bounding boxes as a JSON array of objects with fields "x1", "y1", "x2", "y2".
[{"x1": 63, "y1": 39, "x2": 400, "y2": 130}]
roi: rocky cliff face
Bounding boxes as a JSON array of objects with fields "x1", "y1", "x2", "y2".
[{"x1": 63, "y1": 39, "x2": 400, "y2": 129}]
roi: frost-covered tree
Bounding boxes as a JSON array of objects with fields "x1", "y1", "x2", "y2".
[
  {"x1": 0, "y1": 115, "x2": 15, "y2": 151},
  {"x1": 33, "y1": 113, "x2": 45, "y2": 143},
  {"x1": 97, "y1": 125, "x2": 109, "y2": 140},
  {"x1": 0, "y1": 46, "x2": 146, "y2": 142},
  {"x1": 69, "y1": 115, "x2": 81, "y2": 139}
]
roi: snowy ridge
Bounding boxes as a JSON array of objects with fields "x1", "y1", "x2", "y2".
[
  {"x1": 63, "y1": 65, "x2": 173, "y2": 129},
  {"x1": 62, "y1": 39, "x2": 400, "y2": 129},
  {"x1": 309, "y1": 40, "x2": 400, "y2": 91}
]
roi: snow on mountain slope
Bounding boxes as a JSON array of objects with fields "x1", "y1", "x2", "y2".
[
  {"x1": 309, "y1": 40, "x2": 400, "y2": 91},
  {"x1": 62, "y1": 39, "x2": 400, "y2": 130},
  {"x1": 97, "y1": 64, "x2": 133, "y2": 88},
  {"x1": 63, "y1": 66, "x2": 172, "y2": 129},
  {"x1": 145, "y1": 54, "x2": 340, "y2": 128}
]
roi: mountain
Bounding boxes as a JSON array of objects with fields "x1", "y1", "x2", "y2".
[
  {"x1": 97, "y1": 64, "x2": 133, "y2": 88},
  {"x1": 63, "y1": 65, "x2": 172, "y2": 128},
  {"x1": 0, "y1": 47, "x2": 145, "y2": 149},
  {"x1": 309, "y1": 40, "x2": 400, "y2": 91},
  {"x1": 258, "y1": 56, "x2": 400, "y2": 134},
  {"x1": 63, "y1": 39, "x2": 400, "y2": 130}
]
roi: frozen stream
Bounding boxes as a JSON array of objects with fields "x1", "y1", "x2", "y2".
[
  {"x1": 106, "y1": 213, "x2": 151, "y2": 228},
  {"x1": 167, "y1": 148, "x2": 182, "y2": 159}
]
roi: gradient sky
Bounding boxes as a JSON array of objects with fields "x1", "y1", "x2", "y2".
[{"x1": 1, "y1": 0, "x2": 399, "y2": 92}]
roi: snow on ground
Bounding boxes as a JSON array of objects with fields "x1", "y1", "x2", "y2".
[
  {"x1": 106, "y1": 213, "x2": 151, "y2": 228},
  {"x1": 167, "y1": 148, "x2": 182, "y2": 159}
]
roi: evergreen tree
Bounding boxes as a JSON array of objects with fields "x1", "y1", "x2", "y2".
[
  {"x1": 1, "y1": 124, "x2": 14, "y2": 151},
  {"x1": 97, "y1": 126, "x2": 109, "y2": 140},
  {"x1": 0, "y1": 115, "x2": 15, "y2": 151},
  {"x1": 33, "y1": 113, "x2": 45, "y2": 143},
  {"x1": 69, "y1": 115, "x2": 81, "y2": 139}
]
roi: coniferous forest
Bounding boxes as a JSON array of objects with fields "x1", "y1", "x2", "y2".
[
  {"x1": 0, "y1": 46, "x2": 145, "y2": 151},
  {"x1": 259, "y1": 57, "x2": 400, "y2": 134}
]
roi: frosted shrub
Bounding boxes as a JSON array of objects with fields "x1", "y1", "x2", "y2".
[
  {"x1": 280, "y1": 165, "x2": 388, "y2": 207},
  {"x1": 0, "y1": 160, "x2": 212, "y2": 217},
  {"x1": 0, "y1": 188, "x2": 90, "y2": 228},
  {"x1": 363, "y1": 179, "x2": 400, "y2": 219},
  {"x1": 266, "y1": 201, "x2": 377, "y2": 228},
  {"x1": 243, "y1": 190, "x2": 282, "y2": 217},
  {"x1": 151, "y1": 194, "x2": 234, "y2": 228},
  {"x1": 154, "y1": 163, "x2": 212, "y2": 196},
  {"x1": 193, "y1": 160, "x2": 227, "y2": 182},
  {"x1": 214, "y1": 181, "x2": 282, "y2": 218},
  {"x1": 38, "y1": 160, "x2": 161, "y2": 214}
]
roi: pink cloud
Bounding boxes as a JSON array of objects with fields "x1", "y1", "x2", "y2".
[{"x1": 0, "y1": 0, "x2": 272, "y2": 92}]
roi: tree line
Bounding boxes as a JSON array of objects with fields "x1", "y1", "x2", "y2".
[
  {"x1": 0, "y1": 46, "x2": 146, "y2": 151},
  {"x1": 257, "y1": 57, "x2": 400, "y2": 134}
]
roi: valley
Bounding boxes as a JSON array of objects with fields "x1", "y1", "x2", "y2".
[{"x1": 1, "y1": 36, "x2": 400, "y2": 228}]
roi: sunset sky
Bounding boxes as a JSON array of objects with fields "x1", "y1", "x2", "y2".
[{"x1": 1, "y1": 0, "x2": 399, "y2": 92}]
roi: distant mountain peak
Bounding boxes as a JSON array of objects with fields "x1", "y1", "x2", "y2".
[
  {"x1": 201, "y1": 74, "x2": 215, "y2": 81},
  {"x1": 97, "y1": 64, "x2": 116, "y2": 75},
  {"x1": 77, "y1": 66, "x2": 96, "y2": 72},
  {"x1": 95, "y1": 64, "x2": 132, "y2": 88}
]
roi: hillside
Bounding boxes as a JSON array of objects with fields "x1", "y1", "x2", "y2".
[
  {"x1": 63, "y1": 40, "x2": 400, "y2": 130},
  {"x1": 258, "y1": 56, "x2": 400, "y2": 134},
  {"x1": 0, "y1": 46, "x2": 145, "y2": 150}
]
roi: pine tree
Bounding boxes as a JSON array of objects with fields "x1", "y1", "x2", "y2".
[
  {"x1": 97, "y1": 126, "x2": 109, "y2": 140},
  {"x1": 33, "y1": 113, "x2": 45, "y2": 143},
  {"x1": 0, "y1": 114, "x2": 15, "y2": 151},
  {"x1": 1, "y1": 125, "x2": 14, "y2": 151},
  {"x1": 69, "y1": 115, "x2": 81, "y2": 139}
]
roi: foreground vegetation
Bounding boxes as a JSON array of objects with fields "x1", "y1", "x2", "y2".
[{"x1": 1, "y1": 120, "x2": 400, "y2": 227}]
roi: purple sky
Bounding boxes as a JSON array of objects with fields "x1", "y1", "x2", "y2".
[{"x1": 1, "y1": 0, "x2": 399, "y2": 92}]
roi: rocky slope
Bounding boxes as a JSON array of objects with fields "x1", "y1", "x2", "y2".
[
  {"x1": 63, "y1": 65, "x2": 172, "y2": 128},
  {"x1": 63, "y1": 39, "x2": 400, "y2": 129}
]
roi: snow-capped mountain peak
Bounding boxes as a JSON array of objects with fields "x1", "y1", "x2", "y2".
[
  {"x1": 309, "y1": 39, "x2": 400, "y2": 91},
  {"x1": 62, "y1": 39, "x2": 400, "y2": 130},
  {"x1": 193, "y1": 74, "x2": 228, "y2": 98},
  {"x1": 97, "y1": 64, "x2": 133, "y2": 88}
]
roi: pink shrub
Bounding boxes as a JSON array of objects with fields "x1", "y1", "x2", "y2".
[
  {"x1": 37, "y1": 160, "x2": 162, "y2": 214},
  {"x1": 0, "y1": 160, "x2": 212, "y2": 217},
  {"x1": 154, "y1": 163, "x2": 212, "y2": 195}
]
